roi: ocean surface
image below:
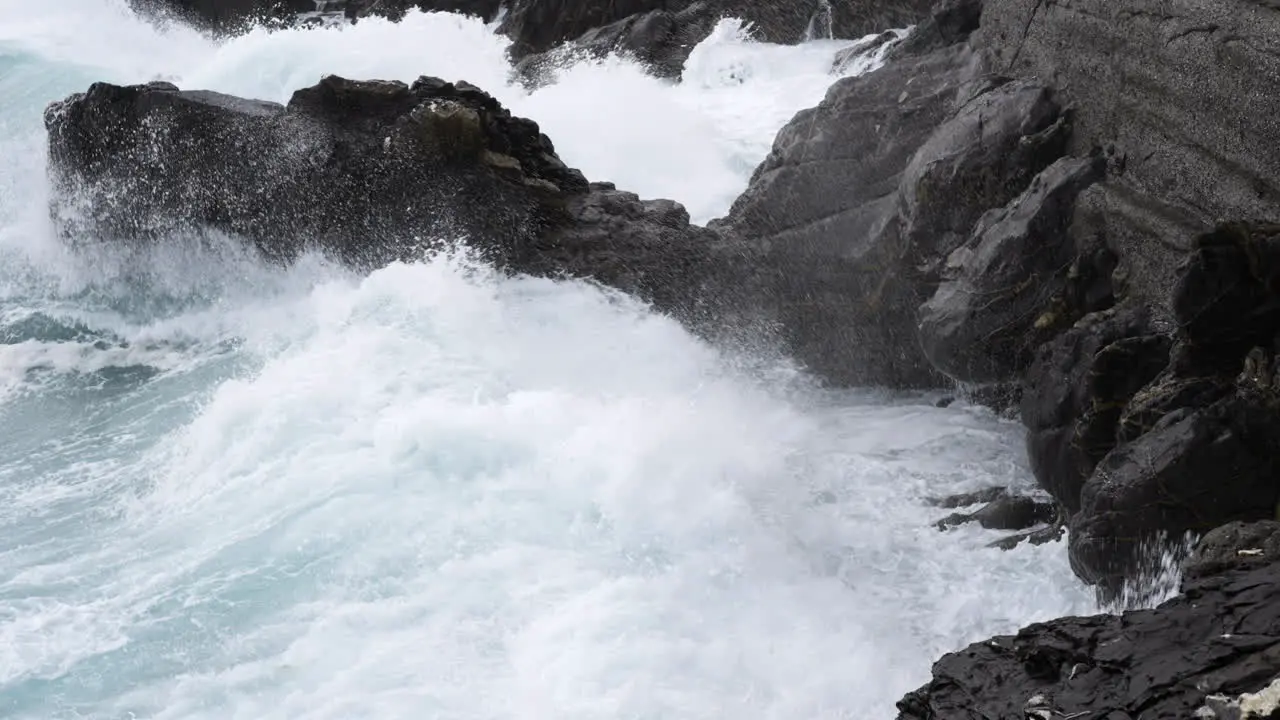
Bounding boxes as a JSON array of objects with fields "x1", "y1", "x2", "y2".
[{"x1": 0, "y1": 2, "x2": 1102, "y2": 718}]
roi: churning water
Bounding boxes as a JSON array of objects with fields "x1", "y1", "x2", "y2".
[{"x1": 0, "y1": 2, "x2": 1098, "y2": 718}]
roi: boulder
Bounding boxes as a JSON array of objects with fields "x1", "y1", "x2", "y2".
[
  {"x1": 918, "y1": 155, "x2": 1106, "y2": 383},
  {"x1": 1184, "y1": 520, "x2": 1280, "y2": 584},
  {"x1": 896, "y1": 550, "x2": 1280, "y2": 720},
  {"x1": 343, "y1": 0, "x2": 503, "y2": 22},
  {"x1": 935, "y1": 494, "x2": 1055, "y2": 531},
  {"x1": 44, "y1": 77, "x2": 743, "y2": 331},
  {"x1": 1019, "y1": 305, "x2": 1170, "y2": 513}
]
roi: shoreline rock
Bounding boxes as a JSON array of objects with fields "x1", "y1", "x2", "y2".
[{"x1": 897, "y1": 521, "x2": 1280, "y2": 720}]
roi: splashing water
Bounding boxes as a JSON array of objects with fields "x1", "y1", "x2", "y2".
[{"x1": 0, "y1": 3, "x2": 1107, "y2": 718}]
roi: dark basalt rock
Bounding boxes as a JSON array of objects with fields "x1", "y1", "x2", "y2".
[
  {"x1": 1184, "y1": 521, "x2": 1280, "y2": 583},
  {"x1": 1060, "y1": 223, "x2": 1280, "y2": 594},
  {"x1": 918, "y1": 156, "x2": 1106, "y2": 384},
  {"x1": 711, "y1": 42, "x2": 983, "y2": 387},
  {"x1": 129, "y1": 0, "x2": 316, "y2": 28},
  {"x1": 926, "y1": 486, "x2": 1008, "y2": 508},
  {"x1": 974, "y1": 0, "x2": 1280, "y2": 314},
  {"x1": 936, "y1": 494, "x2": 1055, "y2": 531},
  {"x1": 897, "y1": 528, "x2": 1280, "y2": 720},
  {"x1": 497, "y1": 0, "x2": 937, "y2": 65},
  {"x1": 44, "y1": 76, "x2": 750, "y2": 335},
  {"x1": 343, "y1": 0, "x2": 503, "y2": 22},
  {"x1": 1019, "y1": 304, "x2": 1168, "y2": 515}
]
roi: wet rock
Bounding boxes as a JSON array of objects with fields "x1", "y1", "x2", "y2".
[
  {"x1": 918, "y1": 156, "x2": 1105, "y2": 384},
  {"x1": 1069, "y1": 391, "x2": 1280, "y2": 590},
  {"x1": 830, "y1": 31, "x2": 901, "y2": 73},
  {"x1": 986, "y1": 522, "x2": 1063, "y2": 551},
  {"x1": 896, "y1": 556, "x2": 1280, "y2": 720},
  {"x1": 898, "y1": 77, "x2": 1067, "y2": 282},
  {"x1": 343, "y1": 0, "x2": 502, "y2": 23},
  {"x1": 927, "y1": 486, "x2": 1007, "y2": 508},
  {"x1": 887, "y1": 0, "x2": 983, "y2": 58},
  {"x1": 497, "y1": 0, "x2": 936, "y2": 64},
  {"x1": 1019, "y1": 305, "x2": 1168, "y2": 513},
  {"x1": 711, "y1": 42, "x2": 982, "y2": 387},
  {"x1": 1184, "y1": 521, "x2": 1280, "y2": 583},
  {"x1": 936, "y1": 494, "x2": 1056, "y2": 531},
  {"x1": 43, "y1": 75, "x2": 759, "y2": 338},
  {"x1": 1173, "y1": 223, "x2": 1280, "y2": 373},
  {"x1": 129, "y1": 0, "x2": 315, "y2": 28}
]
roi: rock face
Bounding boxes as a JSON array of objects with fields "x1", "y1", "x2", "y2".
[
  {"x1": 498, "y1": 0, "x2": 936, "y2": 66},
  {"x1": 45, "y1": 76, "x2": 744, "y2": 330},
  {"x1": 897, "y1": 523, "x2": 1280, "y2": 720},
  {"x1": 971, "y1": 0, "x2": 1280, "y2": 313},
  {"x1": 129, "y1": 0, "x2": 316, "y2": 27}
]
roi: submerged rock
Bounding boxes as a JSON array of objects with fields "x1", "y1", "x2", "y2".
[
  {"x1": 897, "y1": 528, "x2": 1280, "y2": 720},
  {"x1": 935, "y1": 494, "x2": 1055, "y2": 531}
]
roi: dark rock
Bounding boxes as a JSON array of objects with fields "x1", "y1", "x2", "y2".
[
  {"x1": 887, "y1": 0, "x2": 983, "y2": 58},
  {"x1": 346, "y1": 0, "x2": 503, "y2": 22},
  {"x1": 927, "y1": 486, "x2": 1008, "y2": 508},
  {"x1": 936, "y1": 494, "x2": 1056, "y2": 531},
  {"x1": 711, "y1": 42, "x2": 982, "y2": 387},
  {"x1": 898, "y1": 77, "x2": 1066, "y2": 282},
  {"x1": 896, "y1": 557, "x2": 1280, "y2": 720},
  {"x1": 1019, "y1": 305, "x2": 1168, "y2": 513},
  {"x1": 974, "y1": 0, "x2": 1280, "y2": 314},
  {"x1": 1173, "y1": 223, "x2": 1280, "y2": 373},
  {"x1": 831, "y1": 31, "x2": 901, "y2": 73},
  {"x1": 1069, "y1": 388, "x2": 1280, "y2": 592},
  {"x1": 1185, "y1": 521, "x2": 1280, "y2": 583},
  {"x1": 498, "y1": 0, "x2": 936, "y2": 64},
  {"x1": 129, "y1": 0, "x2": 315, "y2": 28},
  {"x1": 44, "y1": 77, "x2": 752, "y2": 335},
  {"x1": 986, "y1": 522, "x2": 1063, "y2": 551},
  {"x1": 918, "y1": 156, "x2": 1105, "y2": 384}
]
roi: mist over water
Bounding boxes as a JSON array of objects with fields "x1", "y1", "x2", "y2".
[{"x1": 0, "y1": 3, "x2": 1102, "y2": 718}]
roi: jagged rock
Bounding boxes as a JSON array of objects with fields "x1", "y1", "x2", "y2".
[
  {"x1": 918, "y1": 156, "x2": 1106, "y2": 384},
  {"x1": 43, "y1": 76, "x2": 752, "y2": 335},
  {"x1": 711, "y1": 42, "x2": 982, "y2": 387},
  {"x1": 1185, "y1": 521, "x2": 1280, "y2": 583},
  {"x1": 128, "y1": 0, "x2": 315, "y2": 28},
  {"x1": 927, "y1": 486, "x2": 1008, "y2": 508},
  {"x1": 898, "y1": 77, "x2": 1066, "y2": 280},
  {"x1": 1069, "y1": 390, "x2": 1280, "y2": 590},
  {"x1": 830, "y1": 31, "x2": 901, "y2": 73},
  {"x1": 936, "y1": 494, "x2": 1055, "y2": 531},
  {"x1": 887, "y1": 0, "x2": 983, "y2": 58},
  {"x1": 896, "y1": 554, "x2": 1280, "y2": 720},
  {"x1": 986, "y1": 522, "x2": 1063, "y2": 551},
  {"x1": 974, "y1": 0, "x2": 1280, "y2": 314},
  {"x1": 497, "y1": 0, "x2": 936, "y2": 64},
  {"x1": 343, "y1": 0, "x2": 502, "y2": 22},
  {"x1": 1173, "y1": 223, "x2": 1280, "y2": 373},
  {"x1": 1019, "y1": 304, "x2": 1169, "y2": 513},
  {"x1": 1062, "y1": 223, "x2": 1280, "y2": 593}
]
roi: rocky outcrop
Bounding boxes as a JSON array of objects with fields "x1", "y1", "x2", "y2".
[
  {"x1": 897, "y1": 522, "x2": 1280, "y2": 720},
  {"x1": 129, "y1": 0, "x2": 316, "y2": 28},
  {"x1": 44, "y1": 76, "x2": 747, "y2": 331},
  {"x1": 498, "y1": 0, "x2": 936, "y2": 67},
  {"x1": 974, "y1": 0, "x2": 1280, "y2": 317}
]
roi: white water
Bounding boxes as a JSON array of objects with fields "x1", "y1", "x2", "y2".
[{"x1": 0, "y1": 2, "x2": 1099, "y2": 718}]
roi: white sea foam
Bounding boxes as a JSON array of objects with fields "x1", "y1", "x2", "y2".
[{"x1": 0, "y1": 4, "x2": 1106, "y2": 719}]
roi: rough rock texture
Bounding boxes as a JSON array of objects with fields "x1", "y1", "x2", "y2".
[
  {"x1": 935, "y1": 494, "x2": 1055, "y2": 531},
  {"x1": 44, "y1": 77, "x2": 746, "y2": 330},
  {"x1": 919, "y1": 155, "x2": 1106, "y2": 383},
  {"x1": 498, "y1": 0, "x2": 936, "y2": 63},
  {"x1": 343, "y1": 0, "x2": 503, "y2": 22},
  {"x1": 130, "y1": 0, "x2": 315, "y2": 27},
  {"x1": 974, "y1": 0, "x2": 1280, "y2": 314},
  {"x1": 1061, "y1": 224, "x2": 1280, "y2": 592},
  {"x1": 897, "y1": 546, "x2": 1280, "y2": 719}
]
